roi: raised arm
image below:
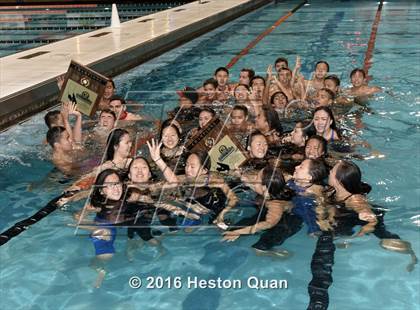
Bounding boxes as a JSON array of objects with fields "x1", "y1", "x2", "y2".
[
  {"x1": 222, "y1": 200, "x2": 288, "y2": 241},
  {"x1": 346, "y1": 194, "x2": 378, "y2": 236},
  {"x1": 147, "y1": 139, "x2": 178, "y2": 184}
]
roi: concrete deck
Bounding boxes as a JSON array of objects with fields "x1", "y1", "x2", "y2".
[{"x1": 0, "y1": 0, "x2": 269, "y2": 130}]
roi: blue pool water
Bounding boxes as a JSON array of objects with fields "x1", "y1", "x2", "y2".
[{"x1": 0, "y1": 1, "x2": 419, "y2": 309}]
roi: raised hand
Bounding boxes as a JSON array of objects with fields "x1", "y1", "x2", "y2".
[{"x1": 146, "y1": 138, "x2": 163, "y2": 162}]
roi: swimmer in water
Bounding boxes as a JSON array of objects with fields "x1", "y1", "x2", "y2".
[
  {"x1": 109, "y1": 96, "x2": 142, "y2": 122},
  {"x1": 254, "y1": 106, "x2": 283, "y2": 145},
  {"x1": 158, "y1": 119, "x2": 186, "y2": 173},
  {"x1": 197, "y1": 78, "x2": 218, "y2": 105},
  {"x1": 147, "y1": 142, "x2": 239, "y2": 227},
  {"x1": 344, "y1": 68, "x2": 381, "y2": 97},
  {"x1": 226, "y1": 105, "x2": 254, "y2": 138},
  {"x1": 308, "y1": 106, "x2": 340, "y2": 142},
  {"x1": 238, "y1": 68, "x2": 255, "y2": 87},
  {"x1": 222, "y1": 166, "x2": 297, "y2": 257},
  {"x1": 44, "y1": 102, "x2": 82, "y2": 144},
  {"x1": 189, "y1": 107, "x2": 216, "y2": 137},
  {"x1": 324, "y1": 75, "x2": 352, "y2": 105},
  {"x1": 214, "y1": 67, "x2": 235, "y2": 102},
  {"x1": 249, "y1": 76, "x2": 266, "y2": 115},
  {"x1": 305, "y1": 61, "x2": 330, "y2": 98}
]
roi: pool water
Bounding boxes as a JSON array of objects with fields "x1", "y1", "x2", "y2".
[{"x1": 1, "y1": 1, "x2": 419, "y2": 309}]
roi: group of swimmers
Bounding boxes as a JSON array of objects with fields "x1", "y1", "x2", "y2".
[{"x1": 44, "y1": 56, "x2": 416, "y2": 289}]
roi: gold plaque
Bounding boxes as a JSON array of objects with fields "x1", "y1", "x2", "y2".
[
  {"x1": 185, "y1": 118, "x2": 248, "y2": 172},
  {"x1": 59, "y1": 60, "x2": 109, "y2": 118}
]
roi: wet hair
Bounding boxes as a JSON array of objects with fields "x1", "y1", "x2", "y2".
[
  {"x1": 270, "y1": 91, "x2": 289, "y2": 106},
  {"x1": 324, "y1": 75, "x2": 340, "y2": 87},
  {"x1": 240, "y1": 68, "x2": 255, "y2": 80},
  {"x1": 335, "y1": 160, "x2": 368, "y2": 194},
  {"x1": 203, "y1": 78, "x2": 218, "y2": 88},
  {"x1": 305, "y1": 135, "x2": 328, "y2": 157},
  {"x1": 46, "y1": 126, "x2": 66, "y2": 148},
  {"x1": 246, "y1": 130, "x2": 267, "y2": 149},
  {"x1": 187, "y1": 150, "x2": 211, "y2": 173},
  {"x1": 199, "y1": 107, "x2": 216, "y2": 118},
  {"x1": 234, "y1": 83, "x2": 250, "y2": 93},
  {"x1": 232, "y1": 104, "x2": 248, "y2": 117},
  {"x1": 315, "y1": 60, "x2": 330, "y2": 72},
  {"x1": 250, "y1": 75, "x2": 266, "y2": 87},
  {"x1": 44, "y1": 110, "x2": 61, "y2": 129},
  {"x1": 100, "y1": 109, "x2": 117, "y2": 120},
  {"x1": 350, "y1": 68, "x2": 366, "y2": 79},
  {"x1": 307, "y1": 159, "x2": 329, "y2": 185},
  {"x1": 214, "y1": 67, "x2": 229, "y2": 76},
  {"x1": 319, "y1": 88, "x2": 335, "y2": 101},
  {"x1": 261, "y1": 106, "x2": 283, "y2": 134},
  {"x1": 279, "y1": 67, "x2": 292, "y2": 75},
  {"x1": 313, "y1": 106, "x2": 340, "y2": 138},
  {"x1": 261, "y1": 165, "x2": 293, "y2": 200},
  {"x1": 127, "y1": 156, "x2": 156, "y2": 182},
  {"x1": 275, "y1": 57, "x2": 289, "y2": 68},
  {"x1": 159, "y1": 118, "x2": 182, "y2": 142},
  {"x1": 105, "y1": 128, "x2": 130, "y2": 161},
  {"x1": 91, "y1": 169, "x2": 123, "y2": 207},
  {"x1": 108, "y1": 79, "x2": 116, "y2": 89},
  {"x1": 109, "y1": 96, "x2": 126, "y2": 105}
]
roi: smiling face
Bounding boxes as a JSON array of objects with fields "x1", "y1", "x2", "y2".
[
  {"x1": 215, "y1": 70, "x2": 229, "y2": 87},
  {"x1": 272, "y1": 93, "x2": 288, "y2": 109},
  {"x1": 99, "y1": 112, "x2": 115, "y2": 130},
  {"x1": 203, "y1": 83, "x2": 217, "y2": 100},
  {"x1": 275, "y1": 61, "x2": 288, "y2": 73},
  {"x1": 231, "y1": 109, "x2": 246, "y2": 126},
  {"x1": 249, "y1": 134, "x2": 268, "y2": 159},
  {"x1": 185, "y1": 153, "x2": 206, "y2": 178},
  {"x1": 161, "y1": 125, "x2": 179, "y2": 150},
  {"x1": 109, "y1": 99, "x2": 124, "y2": 118},
  {"x1": 251, "y1": 78, "x2": 265, "y2": 97},
  {"x1": 313, "y1": 110, "x2": 332, "y2": 135},
  {"x1": 102, "y1": 173, "x2": 123, "y2": 201},
  {"x1": 351, "y1": 71, "x2": 365, "y2": 87},
  {"x1": 305, "y1": 138, "x2": 324, "y2": 159},
  {"x1": 278, "y1": 69, "x2": 291, "y2": 85},
  {"x1": 129, "y1": 158, "x2": 152, "y2": 183},
  {"x1": 234, "y1": 85, "x2": 249, "y2": 101},
  {"x1": 198, "y1": 111, "x2": 213, "y2": 128},
  {"x1": 315, "y1": 63, "x2": 328, "y2": 80}
]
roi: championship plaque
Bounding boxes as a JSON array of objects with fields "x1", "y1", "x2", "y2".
[
  {"x1": 185, "y1": 118, "x2": 248, "y2": 172},
  {"x1": 59, "y1": 60, "x2": 109, "y2": 118}
]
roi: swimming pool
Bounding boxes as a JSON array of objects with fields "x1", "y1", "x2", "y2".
[
  {"x1": 0, "y1": 0, "x2": 419, "y2": 309},
  {"x1": 0, "y1": 2, "x2": 188, "y2": 57}
]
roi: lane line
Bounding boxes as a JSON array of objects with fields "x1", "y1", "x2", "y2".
[
  {"x1": 226, "y1": 0, "x2": 307, "y2": 69},
  {"x1": 363, "y1": 0, "x2": 384, "y2": 80}
]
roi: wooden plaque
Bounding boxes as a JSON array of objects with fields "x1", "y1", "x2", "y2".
[
  {"x1": 185, "y1": 118, "x2": 248, "y2": 172},
  {"x1": 59, "y1": 60, "x2": 109, "y2": 118}
]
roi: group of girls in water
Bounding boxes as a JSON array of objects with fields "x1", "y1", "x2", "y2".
[{"x1": 45, "y1": 56, "x2": 416, "y2": 289}]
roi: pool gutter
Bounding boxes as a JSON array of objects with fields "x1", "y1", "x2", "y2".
[{"x1": 0, "y1": 0, "x2": 270, "y2": 131}]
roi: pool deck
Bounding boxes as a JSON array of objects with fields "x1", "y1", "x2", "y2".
[{"x1": 0, "y1": 0, "x2": 269, "y2": 131}]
